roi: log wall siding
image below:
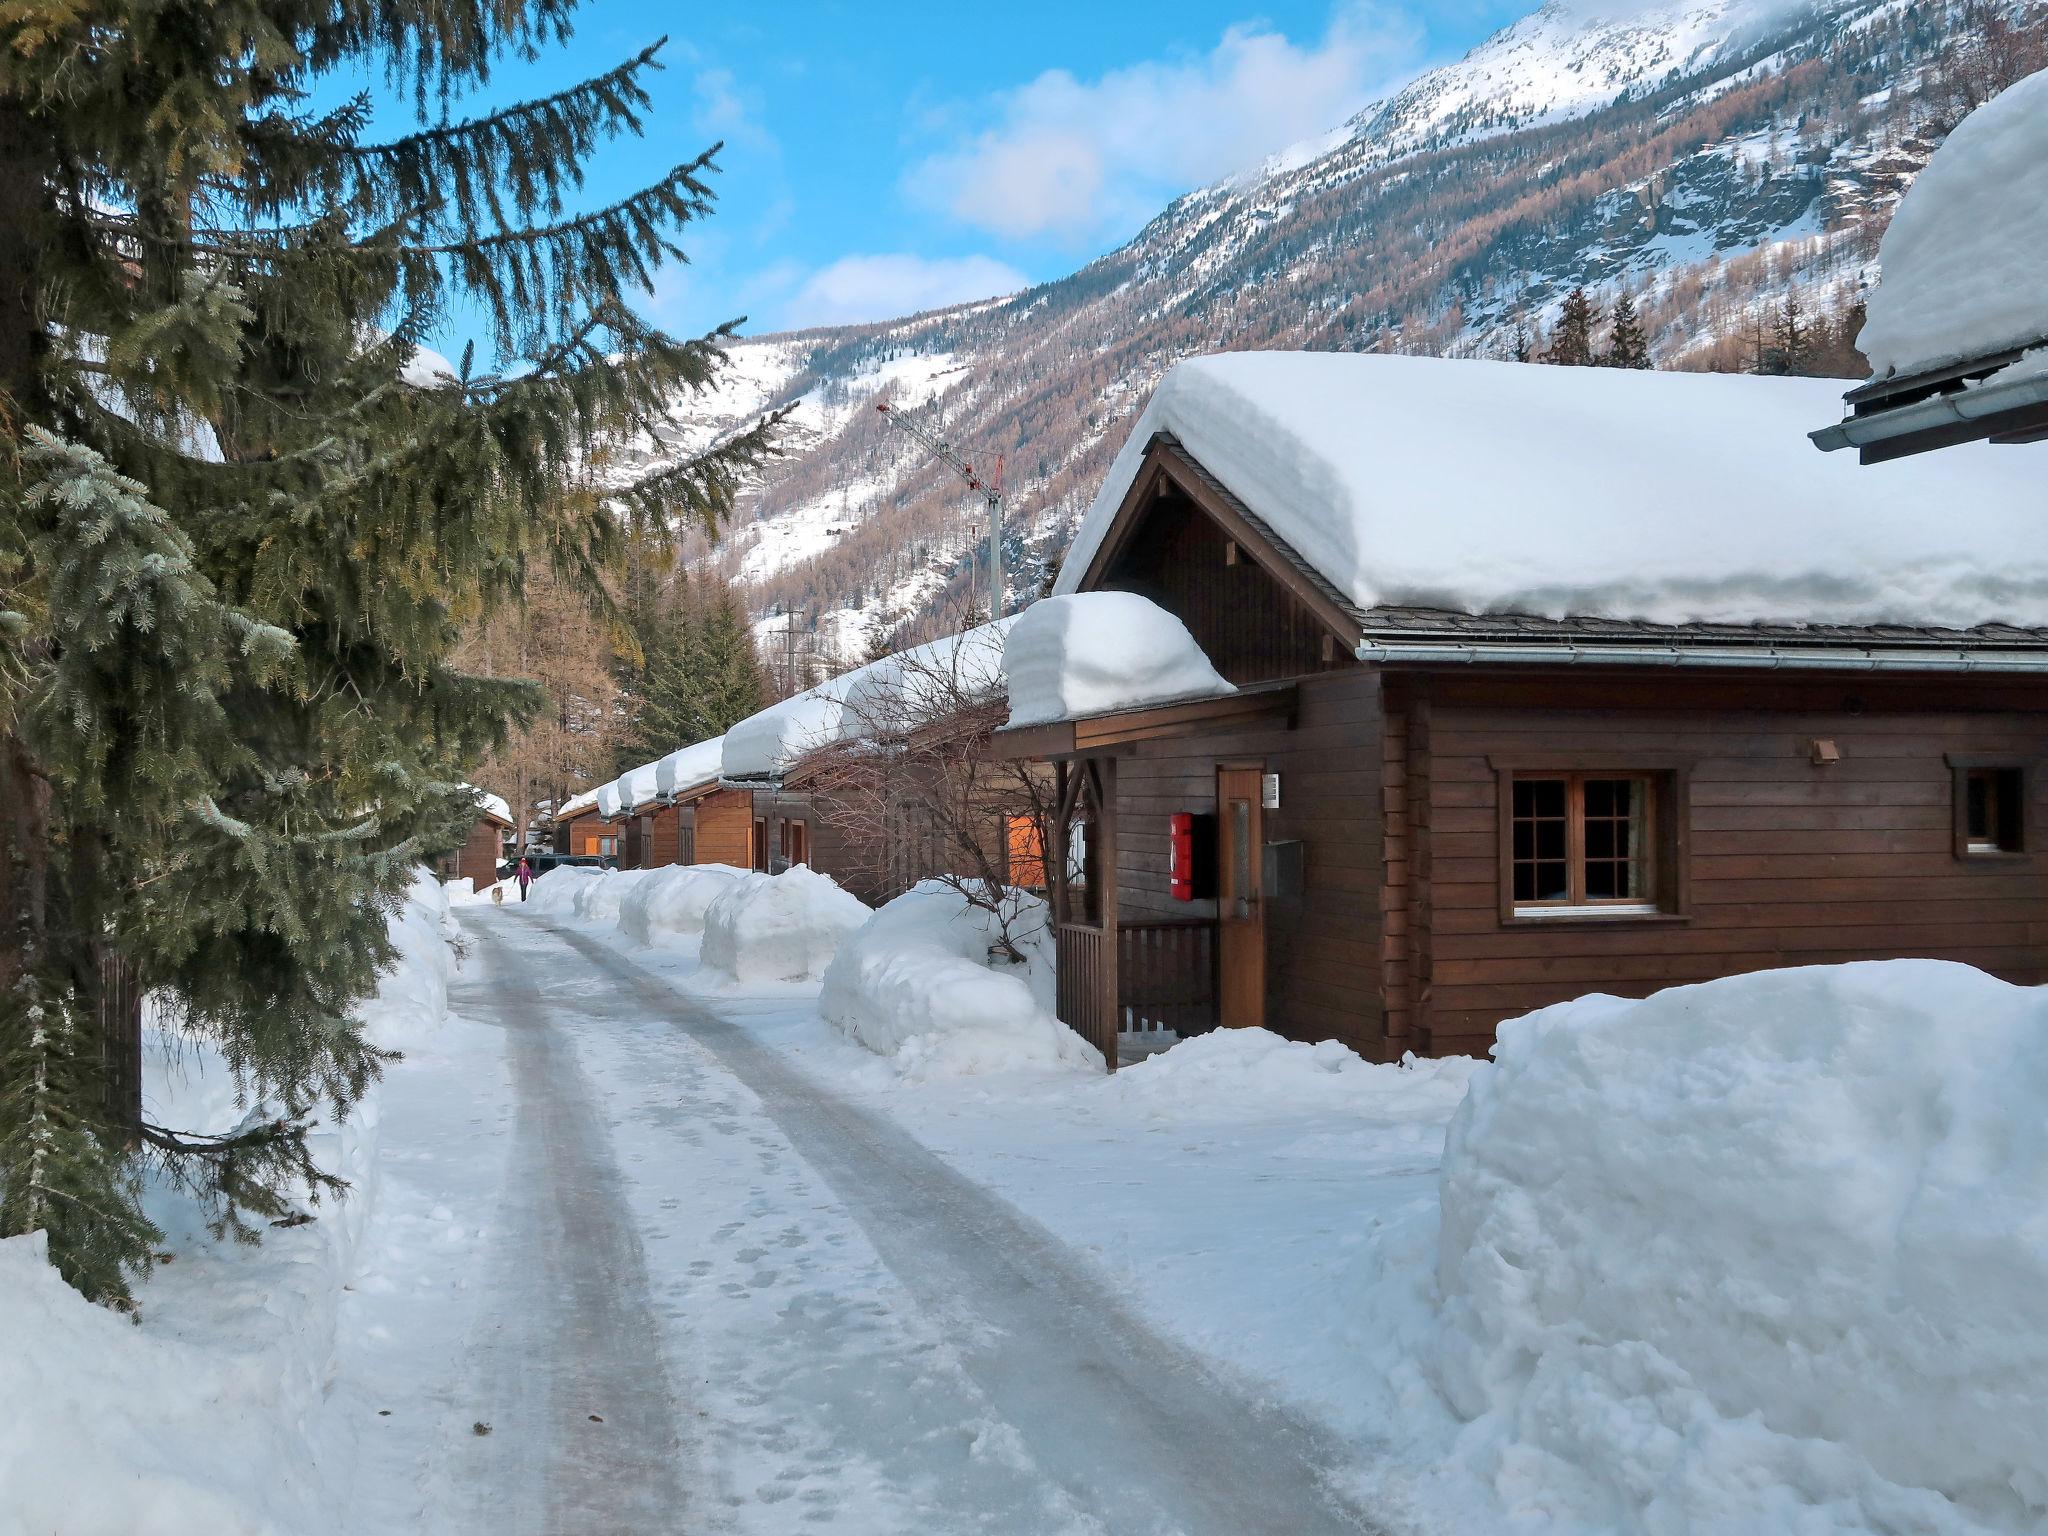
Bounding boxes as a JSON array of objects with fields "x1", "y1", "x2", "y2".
[
  {"x1": 1102, "y1": 485, "x2": 1346, "y2": 686},
  {"x1": 692, "y1": 789, "x2": 753, "y2": 869},
  {"x1": 1416, "y1": 676, "x2": 2048, "y2": 1057},
  {"x1": 440, "y1": 818, "x2": 505, "y2": 886},
  {"x1": 1114, "y1": 668, "x2": 1389, "y2": 1059},
  {"x1": 646, "y1": 805, "x2": 682, "y2": 867}
]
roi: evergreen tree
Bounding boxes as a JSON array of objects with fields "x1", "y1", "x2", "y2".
[
  {"x1": 1772, "y1": 290, "x2": 1813, "y2": 376},
  {"x1": 0, "y1": 2, "x2": 778, "y2": 1304},
  {"x1": 612, "y1": 571, "x2": 767, "y2": 766},
  {"x1": 1543, "y1": 287, "x2": 1601, "y2": 366},
  {"x1": 1605, "y1": 290, "x2": 1652, "y2": 369}
]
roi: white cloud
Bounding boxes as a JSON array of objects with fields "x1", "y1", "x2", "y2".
[
  {"x1": 909, "y1": 2, "x2": 1423, "y2": 242},
  {"x1": 785, "y1": 253, "x2": 1030, "y2": 329}
]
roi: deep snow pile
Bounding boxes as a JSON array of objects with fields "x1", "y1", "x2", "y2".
[
  {"x1": 1858, "y1": 68, "x2": 2048, "y2": 378},
  {"x1": 567, "y1": 866, "x2": 651, "y2": 925},
  {"x1": 0, "y1": 870, "x2": 457, "y2": 1536},
  {"x1": 1056, "y1": 352, "x2": 2048, "y2": 630},
  {"x1": 523, "y1": 863, "x2": 606, "y2": 913},
  {"x1": 819, "y1": 882, "x2": 1097, "y2": 1076},
  {"x1": 618, "y1": 863, "x2": 746, "y2": 948},
  {"x1": 1433, "y1": 960, "x2": 2048, "y2": 1534},
  {"x1": 1004, "y1": 592, "x2": 1235, "y2": 727},
  {"x1": 1104, "y1": 1026, "x2": 1478, "y2": 1118},
  {"x1": 700, "y1": 867, "x2": 872, "y2": 985}
]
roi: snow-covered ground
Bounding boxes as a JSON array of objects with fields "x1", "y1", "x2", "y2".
[{"x1": 13, "y1": 865, "x2": 2048, "y2": 1534}]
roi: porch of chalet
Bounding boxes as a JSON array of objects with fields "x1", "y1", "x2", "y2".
[{"x1": 1006, "y1": 684, "x2": 1298, "y2": 1071}]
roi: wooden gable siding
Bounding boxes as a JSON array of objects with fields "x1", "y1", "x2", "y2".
[
  {"x1": 439, "y1": 818, "x2": 505, "y2": 886},
  {"x1": 1114, "y1": 668, "x2": 1389, "y2": 1059},
  {"x1": 1097, "y1": 476, "x2": 1349, "y2": 687},
  {"x1": 1404, "y1": 672, "x2": 2048, "y2": 1058},
  {"x1": 692, "y1": 788, "x2": 752, "y2": 869}
]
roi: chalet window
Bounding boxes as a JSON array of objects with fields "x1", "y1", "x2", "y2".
[
  {"x1": 1955, "y1": 763, "x2": 2025, "y2": 857},
  {"x1": 1506, "y1": 772, "x2": 1674, "y2": 918},
  {"x1": 751, "y1": 817, "x2": 768, "y2": 872},
  {"x1": 1006, "y1": 814, "x2": 1048, "y2": 889}
]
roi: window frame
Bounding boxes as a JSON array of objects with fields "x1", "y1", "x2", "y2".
[
  {"x1": 1947, "y1": 755, "x2": 2029, "y2": 861},
  {"x1": 1492, "y1": 757, "x2": 1691, "y2": 927}
]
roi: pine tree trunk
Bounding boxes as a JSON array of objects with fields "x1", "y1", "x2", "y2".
[{"x1": 0, "y1": 97, "x2": 52, "y2": 1010}]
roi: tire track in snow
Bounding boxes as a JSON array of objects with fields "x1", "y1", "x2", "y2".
[
  {"x1": 454, "y1": 920, "x2": 693, "y2": 1535},
  {"x1": 536, "y1": 916, "x2": 1384, "y2": 1536}
]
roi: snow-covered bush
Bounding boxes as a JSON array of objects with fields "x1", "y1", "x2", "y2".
[
  {"x1": 700, "y1": 867, "x2": 871, "y2": 985},
  {"x1": 820, "y1": 882, "x2": 1095, "y2": 1076},
  {"x1": 1433, "y1": 960, "x2": 2048, "y2": 1533},
  {"x1": 618, "y1": 864, "x2": 747, "y2": 948}
]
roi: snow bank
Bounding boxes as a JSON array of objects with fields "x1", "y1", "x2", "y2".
[
  {"x1": 0, "y1": 870, "x2": 457, "y2": 1536},
  {"x1": 618, "y1": 864, "x2": 747, "y2": 948},
  {"x1": 1859, "y1": 68, "x2": 2048, "y2": 379},
  {"x1": 819, "y1": 882, "x2": 1096, "y2": 1076},
  {"x1": 700, "y1": 867, "x2": 872, "y2": 985},
  {"x1": 1004, "y1": 592, "x2": 1233, "y2": 727},
  {"x1": 1434, "y1": 960, "x2": 2048, "y2": 1533},
  {"x1": 568, "y1": 866, "x2": 651, "y2": 925},
  {"x1": 524, "y1": 864, "x2": 607, "y2": 914},
  {"x1": 1057, "y1": 352, "x2": 2048, "y2": 630},
  {"x1": 1107, "y1": 1027, "x2": 1480, "y2": 1117}
]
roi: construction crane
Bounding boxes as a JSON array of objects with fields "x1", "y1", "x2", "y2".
[{"x1": 875, "y1": 400, "x2": 1005, "y2": 621}]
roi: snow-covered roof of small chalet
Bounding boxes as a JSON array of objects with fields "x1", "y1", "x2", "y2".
[
  {"x1": 465, "y1": 786, "x2": 513, "y2": 827},
  {"x1": 1057, "y1": 352, "x2": 2048, "y2": 635},
  {"x1": 556, "y1": 788, "x2": 600, "y2": 821},
  {"x1": 722, "y1": 619, "x2": 1014, "y2": 784},
  {"x1": 1005, "y1": 593, "x2": 1234, "y2": 728},
  {"x1": 653, "y1": 737, "x2": 725, "y2": 799},
  {"x1": 1855, "y1": 67, "x2": 2048, "y2": 382},
  {"x1": 595, "y1": 780, "x2": 626, "y2": 819}
]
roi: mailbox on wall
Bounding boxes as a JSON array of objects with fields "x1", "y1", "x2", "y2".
[{"x1": 1168, "y1": 812, "x2": 1218, "y2": 901}]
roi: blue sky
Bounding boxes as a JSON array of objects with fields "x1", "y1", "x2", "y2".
[{"x1": 371, "y1": 1, "x2": 1535, "y2": 347}]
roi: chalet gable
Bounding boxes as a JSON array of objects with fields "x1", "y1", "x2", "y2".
[{"x1": 1070, "y1": 434, "x2": 1358, "y2": 687}]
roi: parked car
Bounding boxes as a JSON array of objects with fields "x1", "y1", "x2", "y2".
[{"x1": 498, "y1": 852, "x2": 616, "y2": 879}]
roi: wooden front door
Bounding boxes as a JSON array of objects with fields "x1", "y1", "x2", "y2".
[{"x1": 1217, "y1": 767, "x2": 1265, "y2": 1029}]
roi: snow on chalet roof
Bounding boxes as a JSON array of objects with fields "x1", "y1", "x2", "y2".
[
  {"x1": 465, "y1": 786, "x2": 513, "y2": 826},
  {"x1": 722, "y1": 619, "x2": 1014, "y2": 783},
  {"x1": 1055, "y1": 352, "x2": 2048, "y2": 633},
  {"x1": 557, "y1": 788, "x2": 600, "y2": 821},
  {"x1": 1005, "y1": 593, "x2": 1233, "y2": 728},
  {"x1": 616, "y1": 760, "x2": 663, "y2": 814},
  {"x1": 1856, "y1": 68, "x2": 2048, "y2": 381},
  {"x1": 654, "y1": 737, "x2": 726, "y2": 799}
]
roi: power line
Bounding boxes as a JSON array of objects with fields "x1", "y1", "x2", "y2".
[{"x1": 875, "y1": 400, "x2": 1004, "y2": 620}]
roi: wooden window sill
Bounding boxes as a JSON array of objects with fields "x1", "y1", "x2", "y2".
[{"x1": 1503, "y1": 908, "x2": 1690, "y2": 929}]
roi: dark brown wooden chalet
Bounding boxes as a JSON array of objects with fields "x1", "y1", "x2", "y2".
[
  {"x1": 436, "y1": 798, "x2": 513, "y2": 886},
  {"x1": 999, "y1": 431, "x2": 2048, "y2": 1069}
]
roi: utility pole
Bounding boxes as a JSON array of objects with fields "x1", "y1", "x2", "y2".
[
  {"x1": 875, "y1": 401, "x2": 1004, "y2": 620},
  {"x1": 780, "y1": 606, "x2": 806, "y2": 697}
]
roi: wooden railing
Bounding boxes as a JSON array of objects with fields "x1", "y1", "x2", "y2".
[
  {"x1": 1118, "y1": 919, "x2": 1217, "y2": 1039},
  {"x1": 1055, "y1": 923, "x2": 1117, "y2": 1069}
]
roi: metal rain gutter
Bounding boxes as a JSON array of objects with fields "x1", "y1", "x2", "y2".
[
  {"x1": 1810, "y1": 365, "x2": 2048, "y2": 452},
  {"x1": 1355, "y1": 639, "x2": 2048, "y2": 673}
]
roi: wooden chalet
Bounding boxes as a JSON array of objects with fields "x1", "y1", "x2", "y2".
[
  {"x1": 436, "y1": 790, "x2": 513, "y2": 886},
  {"x1": 998, "y1": 353, "x2": 2048, "y2": 1069},
  {"x1": 553, "y1": 788, "x2": 624, "y2": 860}
]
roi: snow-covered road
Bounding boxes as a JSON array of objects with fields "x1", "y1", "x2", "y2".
[{"x1": 428, "y1": 906, "x2": 1380, "y2": 1535}]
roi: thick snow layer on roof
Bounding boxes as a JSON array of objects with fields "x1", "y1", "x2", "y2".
[
  {"x1": 464, "y1": 785, "x2": 512, "y2": 825},
  {"x1": 723, "y1": 619, "x2": 1013, "y2": 781},
  {"x1": 556, "y1": 788, "x2": 598, "y2": 820},
  {"x1": 1005, "y1": 593, "x2": 1233, "y2": 728},
  {"x1": 1858, "y1": 68, "x2": 2048, "y2": 378},
  {"x1": 1057, "y1": 352, "x2": 2048, "y2": 630},
  {"x1": 654, "y1": 736, "x2": 725, "y2": 798},
  {"x1": 617, "y1": 761, "x2": 662, "y2": 813},
  {"x1": 595, "y1": 780, "x2": 625, "y2": 819}
]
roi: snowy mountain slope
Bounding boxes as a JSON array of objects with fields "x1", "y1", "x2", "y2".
[{"x1": 662, "y1": 0, "x2": 2027, "y2": 664}]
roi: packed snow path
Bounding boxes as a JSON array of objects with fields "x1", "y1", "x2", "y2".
[{"x1": 446, "y1": 907, "x2": 1380, "y2": 1535}]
